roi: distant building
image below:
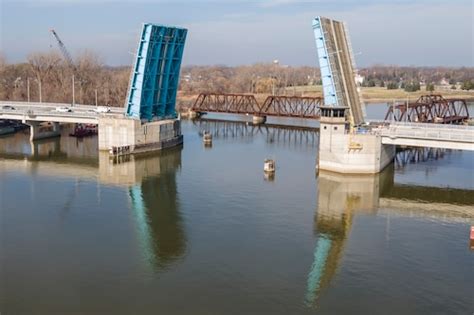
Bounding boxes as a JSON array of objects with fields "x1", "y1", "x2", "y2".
[
  {"x1": 183, "y1": 74, "x2": 192, "y2": 82},
  {"x1": 355, "y1": 74, "x2": 364, "y2": 86},
  {"x1": 439, "y1": 78, "x2": 450, "y2": 86}
]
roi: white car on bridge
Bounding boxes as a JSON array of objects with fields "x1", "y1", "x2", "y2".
[
  {"x1": 94, "y1": 106, "x2": 111, "y2": 113},
  {"x1": 55, "y1": 106, "x2": 72, "y2": 113}
]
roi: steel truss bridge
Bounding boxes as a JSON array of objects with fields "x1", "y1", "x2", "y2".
[
  {"x1": 384, "y1": 94, "x2": 469, "y2": 124},
  {"x1": 191, "y1": 93, "x2": 323, "y2": 119}
]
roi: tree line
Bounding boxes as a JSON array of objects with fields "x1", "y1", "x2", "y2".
[
  {"x1": 359, "y1": 65, "x2": 473, "y2": 91},
  {"x1": 0, "y1": 51, "x2": 129, "y2": 106},
  {"x1": 1, "y1": 51, "x2": 472, "y2": 108}
]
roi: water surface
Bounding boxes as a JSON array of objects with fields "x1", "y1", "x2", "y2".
[{"x1": 0, "y1": 116, "x2": 473, "y2": 314}]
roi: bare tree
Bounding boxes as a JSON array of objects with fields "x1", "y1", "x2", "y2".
[
  {"x1": 0, "y1": 52, "x2": 6, "y2": 71},
  {"x1": 27, "y1": 52, "x2": 61, "y2": 102}
]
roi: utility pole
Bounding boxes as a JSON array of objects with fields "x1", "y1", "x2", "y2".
[
  {"x1": 95, "y1": 89, "x2": 98, "y2": 106},
  {"x1": 72, "y1": 74, "x2": 75, "y2": 105},
  {"x1": 27, "y1": 77, "x2": 30, "y2": 102},
  {"x1": 38, "y1": 79, "x2": 42, "y2": 103}
]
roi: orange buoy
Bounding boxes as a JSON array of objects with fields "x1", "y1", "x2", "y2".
[{"x1": 470, "y1": 226, "x2": 474, "y2": 240}]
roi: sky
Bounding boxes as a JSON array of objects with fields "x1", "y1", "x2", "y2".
[{"x1": 0, "y1": 0, "x2": 473, "y2": 67}]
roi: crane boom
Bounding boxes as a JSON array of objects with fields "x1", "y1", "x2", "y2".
[{"x1": 50, "y1": 29, "x2": 75, "y2": 69}]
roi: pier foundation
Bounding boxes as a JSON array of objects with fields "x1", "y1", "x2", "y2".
[
  {"x1": 27, "y1": 121, "x2": 61, "y2": 141},
  {"x1": 98, "y1": 117, "x2": 182, "y2": 155},
  {"x1": 318, "y1": 107, "x2": 395, "y2": 174}
]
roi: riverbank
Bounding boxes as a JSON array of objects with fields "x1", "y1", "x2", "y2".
[{"x1": 284, "y1": 86, "x2": 474, "y2": 103}]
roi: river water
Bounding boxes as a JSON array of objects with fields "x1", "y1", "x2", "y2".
[{"x1": 0, "y1": 105, "x2": 473, "y2": 314}]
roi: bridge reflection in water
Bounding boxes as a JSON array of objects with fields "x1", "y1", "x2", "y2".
[
  {"x1": 394, "y1": 147, "x2": 450, "y2": 169},
  {"x1": 1, "y1": 124, "x2": 472, "y2": 306},
  {"x1": 107, "y1": 148, "x2": 186, "y2": 272},
  {"x1": 0, "y1": 137, "x2": 186, "y2": 273},
  {"x1": 192, "y1": 118, "x2": 319, "y2": 148},
  {"x1": 306, "y1": 165, "x2": 474, "y2": 307}
]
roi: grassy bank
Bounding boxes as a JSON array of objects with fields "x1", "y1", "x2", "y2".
[{"x1": 282, "y1": 85, "x2": 474, "y2": 103}]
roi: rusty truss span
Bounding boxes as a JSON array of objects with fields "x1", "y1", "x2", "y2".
[
  {"x1": 191, "y1": 93, "x2": 323, "y2": 119},
  {"x1": 384, "y1": 94, "x2": 469, "y2": 124}
]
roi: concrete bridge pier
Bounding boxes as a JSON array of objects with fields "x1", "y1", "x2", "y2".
[
  {"x1": 318, "y1": 107, "x2": 395, "y2": 174},
  {"x1": 98, "y1": 117, "x2": 183, "y2": 155},
  {"x1": 252, "y1": 115, "x2": 267, "y2": 124},
  {"x1": 27, "y1": 121, "x2": 61, "y2": 141}
]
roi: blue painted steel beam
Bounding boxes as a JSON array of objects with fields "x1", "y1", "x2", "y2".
[
  {"x1": 312, "y1": 16, "x2": 338, "y2": 107},
  {"x1": 126, "y1": 23, "x2": 187, "y2": 121},
  {"x1": 305, "y1": 234, "x2": 332, "y2": 306}
]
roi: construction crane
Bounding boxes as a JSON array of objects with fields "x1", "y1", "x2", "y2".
[
  {"x1": 50, "y1": 29, "x2": 75, "y2": 70},
  {"x1": 50, "y1": 29, "x2": 80, "y2": 105}
]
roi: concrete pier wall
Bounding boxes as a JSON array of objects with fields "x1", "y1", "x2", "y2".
[
  {"x1": 98, "y1": 117, "x2": 182, "y2": 154},
  {"x1": 319, "y1": 120, "x2": 395, "y2": 174},
  {"x1": 27, "y1": 121, "x2": 61, "y2": 141}
]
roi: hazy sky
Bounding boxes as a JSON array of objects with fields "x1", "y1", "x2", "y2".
[{"x1": 0, "y1": 0, "x2": 473, "y2": 67}]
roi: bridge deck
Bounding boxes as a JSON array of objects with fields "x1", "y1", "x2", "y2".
[
  {"x1": 0, "y1": 101, "x2": 124, "y2": 124},
  {"x1": 376, "y1": 121, "x2": 474, "y2": 151}
]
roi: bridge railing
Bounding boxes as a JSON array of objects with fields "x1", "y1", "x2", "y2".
[
  {"x1": 370, "y1": 120, "x2": 474, "y2": 131},
  {"x1": 0, "y1": 101, "x2": 124, "y2": 113},
  {"x1": 0, "y1": 107, "x2": 125, "y2": 121},
  {"x1": 376, "y1": 121, "x2": 474, "y2": 143}
]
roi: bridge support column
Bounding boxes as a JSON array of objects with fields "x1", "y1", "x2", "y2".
[
  {"x1": 252, "y1": 115, "x2": 266, "y2": 124},
  {"x1": 318, "y1": 107, "x2": 395, "y2": 174},
  {"x1": 27, "y1": 121, "x2": 61, "y2": 141},
  {"x1": 98, "y1": 117, "x2": 183, "y2": 156}
]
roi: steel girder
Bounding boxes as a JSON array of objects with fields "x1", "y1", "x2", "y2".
[{"x1": 126, "y1": 23, "x2": 187, "y2": 121}]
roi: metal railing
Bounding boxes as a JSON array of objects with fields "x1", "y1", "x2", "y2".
[
  {"x1": 369, "y1": 120, "x2": 474, "y2": 131},
  {"x1": 376, "y1": 121, "x2": 474, "y2": 143},
  {"x1": 0, "y1": 101, "x2": 125, "y2": 113},
  {"x1": 0, "y1": 107, "x2": 125, "y2": 121}
]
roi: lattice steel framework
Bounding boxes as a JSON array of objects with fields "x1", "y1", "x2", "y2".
[
  {"x1": 192, "y1": 93, "x2": 260, "y2": 114},
  {"x1": 126, "y1": 23, "x2": 187, "y2": 121},
  {"x1": 260, "y1": 96, "x2": 322, "y2": 118},
  {"x1": 384, "y1": 94, "x2": 469, "y2": 124},
  {"x1": 191, "y1": 93, "x2": 322, "y2": 119}
]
